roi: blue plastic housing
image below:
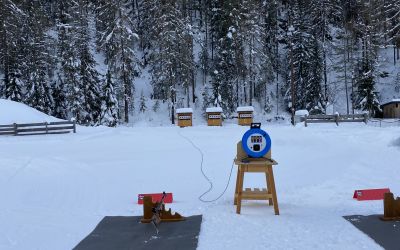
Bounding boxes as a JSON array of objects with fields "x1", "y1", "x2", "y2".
[{"x1": 241, "y1": 128, "x2": 271, "y2": 158}]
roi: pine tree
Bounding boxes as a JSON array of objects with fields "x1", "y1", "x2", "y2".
[
  {"x1": 98, "y1": 0, "x2": 140, "y2": 123},
  {"x1": 209, "y1": 0, "x2": 243, "y2": 114},
  {"x1": 57, "y1": 1, "x2": 84, "y2": 122},
  {"x1": 23, "y1": 0, "x2": 53, "y2": 114},
  {"x1": 139, "y1": 90, "x2": 147, "y2": 113},
  {"x1": 0, "y1": 0, "x2": 25, "y2": 102},
  {"x1": 354, "y1": 61, "x2": 381, "y2": 116},
  {"x1": 101, "y1": 69, "x2": 119, "y2": 127},
  {"x1": 77, "y1": 0, "x2": 102, "y2": 125},
  {"x1": 144, "y1": 0, "x2": 194, "y2": 123},
  {"x1": 52, "y1": 79, "x2": 67, "y2": 119}
]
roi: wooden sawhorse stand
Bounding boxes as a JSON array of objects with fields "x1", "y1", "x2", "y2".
[{"x1": 234, "y1": 142, "x2": 279, "y2": 215}]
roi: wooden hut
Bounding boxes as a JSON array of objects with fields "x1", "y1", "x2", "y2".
[
  {"x1": 237, "y1": 106, "x2": 254, "y2": 126},
  {"x1": 382, "y1": 99, "x2": 400, "y2": 118},
  {"x1": 206, "y1": 107, "x2": 223, "y2": 126},
  {"x1": 176, "y1": 108, "x2": 193, "y2": 127}
]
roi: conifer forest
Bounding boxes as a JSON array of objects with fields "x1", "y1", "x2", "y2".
[{"x1": 0, "y1": 0, "x2": 400, "y2": 126}]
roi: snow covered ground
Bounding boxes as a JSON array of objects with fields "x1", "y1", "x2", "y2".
[{"x1": 1, "y1": 102, "x2": 400, "y2": 250}]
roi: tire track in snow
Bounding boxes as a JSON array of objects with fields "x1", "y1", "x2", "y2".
[{"x1": 5, "y1": 158, "x2": 33, "y2": 184}]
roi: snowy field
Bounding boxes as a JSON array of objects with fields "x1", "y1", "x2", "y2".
[{"x1": 1, "y1": 101, "x2": 400, "y2": 249}]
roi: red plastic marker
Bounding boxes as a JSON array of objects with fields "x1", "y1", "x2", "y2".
[
  {"x1": 353, "y1": 188, "x2": 390, "y2": 201},
  {"x1": 138, "y1": 193, "x2": 173, "y2": 204}
]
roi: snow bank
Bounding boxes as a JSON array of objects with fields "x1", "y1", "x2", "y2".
[
  {"x1": 236, "y1": 106, "x2": 254, "y2": 112},
  {"x1": 0, "y1": 99, "x2": 61, "y2": 124},
  {"x1": 176, "y1": 108, "x2": 193, "y2": 114},
  {"x1": 206, "y1": 107, "x2": 223, "y2": 113},
  {"x1": 295, "y1": 110, "x2": 309, "y2": 116}
]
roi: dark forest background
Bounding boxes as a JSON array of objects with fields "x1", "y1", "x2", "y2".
[{"x1": 0, "y1": 0, "x2": 399, "y2": 126}]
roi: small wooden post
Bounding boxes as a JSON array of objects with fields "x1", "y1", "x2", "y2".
[
  {"x1": 45, "y1": 122, "x2": 48, "y2": 134},
  {"x1": 304, "y1": 115, "x2": 308, "y2": 127},
  {"x1": 73, "y1": 120, "x2": 76, "y2": 133},
  {"x1": 335, "y1": 113, "x2": 339, "y2": 126},
  {"x1": 363, "y1": 113, "x2": 368, "y2": 124},
  {"x1": 13, "y1": 123, "x2": 17, "y2": 136},
  {"x1": 381, "y1": 192, "x2": 400, "y2": 221}
]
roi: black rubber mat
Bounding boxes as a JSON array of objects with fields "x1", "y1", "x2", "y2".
[
  {"x1": 343, "y1": 215, "x2": 400, "y2": 250},
  {"x1": 74, "y1": 215, "x2": 202, "y2": 250}
]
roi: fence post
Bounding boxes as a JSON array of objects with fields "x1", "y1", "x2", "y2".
[
  {"x1": 335, "y1": 114, "x2": 339, "y2": 126},
  {"x1": 363, "y1": 113, "x2": 368, "y2": 124},
  {"x1": 73, "y1": 120, "x2": 76, "y2": 133},
  {"x1": 45, "y1": 122, "x2": 48, "y2": 134},
  {"x1": 13, "y1": 123, "x2": 17, "y2": 136},
  {"x1": 304, "y1": 115, "x2": 308, "y2": 127}
]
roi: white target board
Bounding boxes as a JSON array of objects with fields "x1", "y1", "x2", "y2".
[
  {"x1": 208, "y1": 114, "x2": 221, "y2": 119},
  {"x1": 178, "y1": 115, "x2": 191, "y2": 120},
  {"x1": 239, "y1": 113, "x2": 253, "y2": 118}
]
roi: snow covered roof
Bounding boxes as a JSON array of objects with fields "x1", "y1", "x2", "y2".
[
  {"x1": 295, "y1": 110, "x2": 309, "y2": 116},
  {"x1": 236, "y1": 106, "x2": 254, "y2": 112},
  {"x1": 206, "y1": 107, "x2": 223, "y2": 113},
  {"x1": 381, "y1": 99, "x2": 400, "y2": 107},
  {"x1": 176, "y1": 108, "x2": 193, "y2": 114}
]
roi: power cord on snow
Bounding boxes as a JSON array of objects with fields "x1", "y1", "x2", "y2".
[{"x1": 177, "y1": 130, "x2": 235, "y2": 203}]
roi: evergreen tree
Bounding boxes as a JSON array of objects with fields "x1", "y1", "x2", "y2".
[
  {"x1": 210, "y1": 0, "x2": 243, "y2": 114},
  {"x1": 354, "y1": 61, "x2": 380, "y2": 116},
  {"x1": 0, "y1": 0, "x2": 24, "y2": 102},
  {"x1": 98, "y1": 0, "x2": 140, "y2": 123},
  {"x1": 101, "y1": 69, "x2": 119, "y2": 127},
  {"x1": 77, "y1": 0, "x2": 102, "y2": 125},
  {"x1": 24, "y1": 0, "x2": 53, "y2": 114},
  {"x1": 57, "y1": 1, "x2": 84, "y2": 122},
  {"x1": 52, "y1": 79, "x2": 67, "y2": 119},
  {"x1": 139, "y1": 90, "x2": 147, "y2": 113}
]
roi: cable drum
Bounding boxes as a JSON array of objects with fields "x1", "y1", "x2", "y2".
[{"x1": 241, "y1": 124, "x2": 271, "y2": 158}]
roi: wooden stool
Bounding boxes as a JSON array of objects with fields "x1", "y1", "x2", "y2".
[{"x1": 234, "y1": 142, "x2": 279, "y2": 215}]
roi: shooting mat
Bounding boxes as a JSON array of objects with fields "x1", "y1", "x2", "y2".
[
  {"x1": 74, "y1": 215, "x2": 202, "y2": 250},
  {"x1": 343, "y1": 215, "x2": 400, "y2": 250}
]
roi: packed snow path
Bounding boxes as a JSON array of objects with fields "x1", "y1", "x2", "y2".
[{"x1": 1, "y1": 124, "x2": 399, "y2": 250}]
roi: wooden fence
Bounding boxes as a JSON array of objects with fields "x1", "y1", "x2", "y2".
[
  {"x1": 304, "y1": 113, "x2": 368, "y2": 127},
  {"x1": 0, "y1": 121, "x2": 76, "y2": 136}
]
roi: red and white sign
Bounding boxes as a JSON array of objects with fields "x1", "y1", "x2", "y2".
[
  {"x1": 353, "y1": 188, "x2": 390, "y2": 201},
  {"x1": 138, "y1": 193, "x2": 173, "y2": 204}
]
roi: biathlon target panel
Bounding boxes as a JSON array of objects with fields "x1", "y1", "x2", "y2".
[{"x1": 241, "y1": 123, "x2": 271, "y2": 158}]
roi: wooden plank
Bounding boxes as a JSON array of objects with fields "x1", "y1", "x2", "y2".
[
  {"x1": 339, "y1": 119, "x2": 364, "y2": 123},
  {"x1": 236, "y1": 192, "x2": 273, "y2": 200},
  {"x1": 307, "y1": 115, "x2": 337, "y2": 119},
  {"x1": 0, "y1": 131, "x2": 15, "y2": 135},
  {"x1": 17, "y1": 126, "x2": 74, "y2": 133},
  {"x1": 16, "y1": 131, "x2": 70, "y2": 136},
  {"x1": 0, "y1": 128, "x2": 14, "y2": 132},
  {"x1": 16, "y1": 122, "x2": 48, "y2": 127},
  {"x1": 306, "y1": 120, "x2": 337, "y2": 124},
  {"x1": 48, "y1": 121, "x2": 74, "y2": 126},
  {"x1": 0, "y1": 124, "x2": 14, "y2": 128}
]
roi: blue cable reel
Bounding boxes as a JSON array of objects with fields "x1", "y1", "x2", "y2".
[{"x1": 241, "y1": 123, "x2": 271, "y2": 158}]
